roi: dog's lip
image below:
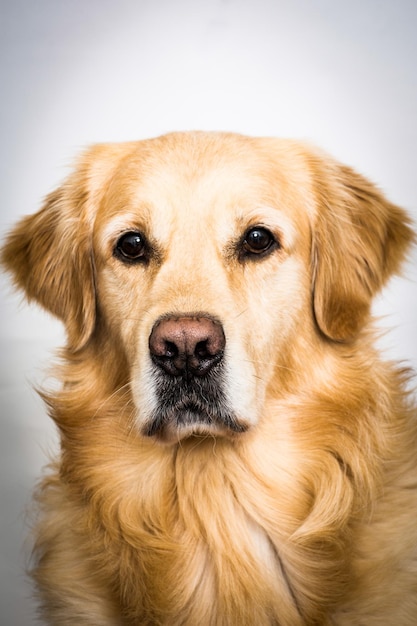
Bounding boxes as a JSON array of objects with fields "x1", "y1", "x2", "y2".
[{"x1": 142, "y1": 402, "x2": 248, "y2": 442}]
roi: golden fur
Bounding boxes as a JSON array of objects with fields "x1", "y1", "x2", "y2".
[{"x1": 2, "y1": 131, "x2": 417, "y2": 625}]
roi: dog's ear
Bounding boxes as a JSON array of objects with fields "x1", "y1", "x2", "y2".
[
  {"x1": 311, "y1": 159, "x2": 414, "y2": 342},
  {"x1": 1, "y1": 145, "x2": 126, "y2": 351},
  {"x1": 1, "y1": 180, "x2": 96, "y2": 351}
]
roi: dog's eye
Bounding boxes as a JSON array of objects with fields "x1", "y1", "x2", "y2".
[
  {"x1": 241, "y1": 227, "x2": 277, "y2": 258},
  {"x1": 114, "y1": 231, "x2": 147, "y2": 263}
]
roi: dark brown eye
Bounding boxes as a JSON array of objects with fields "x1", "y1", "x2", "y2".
[
  {"x1": 241, "y1": 227, "x2": 277, "y2": 257},
  {"x1": 115, "y1": 231, "x2": 147, "y2": 263}
]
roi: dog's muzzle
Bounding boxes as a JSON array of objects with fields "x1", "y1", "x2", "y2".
[{"x1": 144, "y1": 314, "x2": 246, "y2": 441}]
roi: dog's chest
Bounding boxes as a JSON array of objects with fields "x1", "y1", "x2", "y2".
[{"x1": 114, "y1": 447, "x2": 306, "y2": 624}]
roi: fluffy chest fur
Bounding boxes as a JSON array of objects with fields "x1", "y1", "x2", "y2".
[{"x1": 38, "y1": 357, "x2": 414, "y2": 626}]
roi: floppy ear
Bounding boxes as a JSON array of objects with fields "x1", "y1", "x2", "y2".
[
  {"x1": 311, "y1": 159, "x2": 414, "y2": 342},
  {"x1": 1, "y1": 180, "x2": 96, "y2": 351},
  {"x1": 1, "y1": 144, "x2": 127, "y2": 351},
  {"x1": 0, "y1": 143, "x2": 131, "y2": 351}
]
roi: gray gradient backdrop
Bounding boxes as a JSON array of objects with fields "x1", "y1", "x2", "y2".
[{"x1": 1, "y1": 1, "x2": 416, "y2": 623}]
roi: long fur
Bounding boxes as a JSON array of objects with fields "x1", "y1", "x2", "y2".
[{"x1": 2, "y1": 132, "x2": 417, "y2": 625}]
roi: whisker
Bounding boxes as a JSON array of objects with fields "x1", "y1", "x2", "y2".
[
  {"x1": 90, "y1": 382, "x2": 133, "y2": 421},
  {"x1": 233, "y1": 308, "x2": 249, "y2": 319},
  {"x1": 244, "y1": 358, "x2": 299, "y2": 374}
]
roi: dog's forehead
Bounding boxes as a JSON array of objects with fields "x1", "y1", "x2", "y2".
[{"x1": 95, "y1": 134, "x2": 315, "y2": 242}]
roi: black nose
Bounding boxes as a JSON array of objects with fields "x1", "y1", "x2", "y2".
[{"x1": 149, "y1": 315, "x2": 225, "y2": 379}]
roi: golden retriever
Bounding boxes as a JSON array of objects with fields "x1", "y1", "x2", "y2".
[{"x1": 2, "y1": 132, "x2": 417, "y2": 625}]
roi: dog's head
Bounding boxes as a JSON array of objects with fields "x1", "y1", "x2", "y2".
[{"x1": 2, "y1": 132, "x2": 413, "y2": 442}]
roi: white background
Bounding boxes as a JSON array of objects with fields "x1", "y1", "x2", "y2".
[{"x1": 1, "y1": 1, "x2": 416, "y2": 623}]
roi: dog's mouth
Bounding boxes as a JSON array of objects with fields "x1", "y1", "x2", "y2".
[{"x1": 142, "y1": 372, "x2": 248, "y2": 442}]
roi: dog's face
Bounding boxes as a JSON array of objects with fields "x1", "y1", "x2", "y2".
[
  {"x1": 93, "y1": 137, "x2": 314, "y2": 441},
  {"x1": 2, "y1": 132, "x2": 413, "y2": 443}
]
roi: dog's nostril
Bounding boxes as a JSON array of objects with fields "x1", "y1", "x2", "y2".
[
  {"x1": 164, "y1": 341, "x2": 178, "y2": 359},
  {"x1": 149, "y1": 315, "x2": 225, "y2": 377},
  {"x1": 195, "y1": 340, "x2": 209, "y2": 359}
]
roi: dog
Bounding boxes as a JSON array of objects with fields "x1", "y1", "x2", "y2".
[{"x1": 2, "y1": 131, "x2": 417, "y2": 625}]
